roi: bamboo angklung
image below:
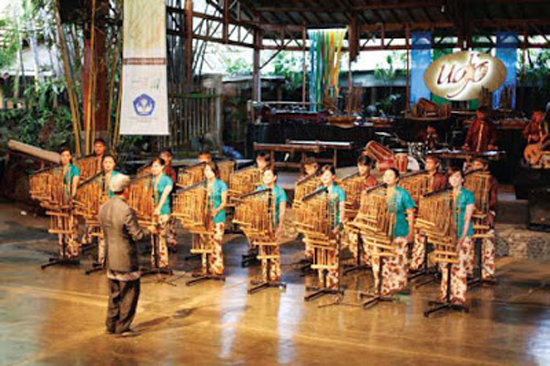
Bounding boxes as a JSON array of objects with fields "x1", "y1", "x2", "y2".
[
  {"x1": 464, "y1": 170, "x2": 491, "y2": 237},
  {"x1": 29, "y1": 166, "x2": 80, "y2": 266},
  {"x1": 294, "y1": 187, "x2": 342, "y2": 300},
  {"x1": 74, "y1": 156, "x2": 102, "y2": 181},
  {"x1": 218, "y1": 160, "x2": 236, "y2": 184},
  {"x1": 177, "y1": 162, "x2": 206, "y2": 188},
  {"x1": 233, "y1": 188, "x2": 286, "y2": 293},
  {"x1": 339, "y1": 172, "x2": 364, "y2": 220},
  {"x1": 128, "y1": 174, "x2": 155, "y2": 228},
  {"x1": 173, "y1": 180, "x2": 225, "y2": 283},
  {"x1": 228, "y1": 165, "x2": 263, "y2": 202},
  {"x1": 397, "y1": 171, "x2": 432, "y2": 204},
  {"x1": 292, "y1": 171, "x2": 322, "y2": 210}
]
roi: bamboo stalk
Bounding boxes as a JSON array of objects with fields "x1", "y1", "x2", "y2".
[
  {"x1": 54, "y1": 0, "x2": 81, "y2": 156},
  {"x1": 84, "y1": 0, "x2": 97, "y2": 155}
]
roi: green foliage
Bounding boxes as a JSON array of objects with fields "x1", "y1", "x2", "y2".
[
  {"x1": 373, "y1": 52, "x2": 406, "y2": 82},
  {"x1": 0, "y1": 78, "x2": 73, "y2": 154},
  {"x1": 376, "y1": 93, "x2": 402, "y2": 115},
  {"x1": 223, "y1": 56, "x2": 252, "y2": 76},
  {"x1": 0, "y1": 18, "x2": 18, "y2": 70},
  {"x1": 268, "y1": 52, "x2": 306, "y2": 92}
]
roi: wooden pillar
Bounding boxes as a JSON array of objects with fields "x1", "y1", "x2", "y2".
[
  {"x1": 185, "y1": 0, "x2": 194, "y2": 87},
  {"x1": 223, "y1": 0, "x2": 229, "y2": 43},
  {"x1": 82, "y1": 0, "x2": 109, "y2": 137},
  {"x1": 253, "y1": 27, "x2": 262, "y2": 102}
]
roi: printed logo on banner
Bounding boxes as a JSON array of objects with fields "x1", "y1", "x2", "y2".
[{"x1": 133, "y1": 94, "x2": 156, "y2": 116}]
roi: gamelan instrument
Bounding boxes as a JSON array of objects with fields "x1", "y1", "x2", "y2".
[
  {"x1": 233, "y1": 188, "x2": 286, "y2": 293},
  {"x1": 364, "y1": 140, "x2": 394, "y2": 164},
  {"x1": 395, "y1": 153, "x2": 409, "y2": 174},
  {"x1": 428, "y1": 149, "x2": 505, "y2": 163},
  {"x1": 294, "y1": 187, "x2": 341, "y2": 301},
  {"x1": 410, "y1": 98, "x2": 451, "y2": 119}
]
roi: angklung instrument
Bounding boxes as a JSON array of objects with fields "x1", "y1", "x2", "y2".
[
  {"x1": 338, "y1": 172, "x2": 364, "y2": 221},
  {"x1": 294, "y1": 187, "x2": 342, "y2": 302},
  {"x1": 398, "y1": 171, "x2": 432, "y2": 205},
  {"x1": 218, "y1": 160, "x2": 236, "y2": 184},
  {"x1": 177, "y1": 162, "x2": 206, "y2": 188},
  {"x1": 349, "y1": 184, "x2": 400, "y2": 309},
  {"x1": 29, "y1": 166, "x2": 80, "y2": 268},
  {"x1": 293, "y1": 171, "x2": 322, "y2": 210},
  {"x1": 73, "y1": 172, "x2": 113, "y2": 274},
  {"x1": 173, "y1": 180, "x2": 224, "y2": 284},
  {"x1": 464, "y1": 169, "x2": 495, "y2": 286},
  {"x1": 233, "y1": 188, "x2": 286, "y2": 294},
  {"x1": 228, "y1": 165, "x2": 263, "y2": 203},
  {"x1": 417, "y1": 188, "x2": 469, "y2": 316}
]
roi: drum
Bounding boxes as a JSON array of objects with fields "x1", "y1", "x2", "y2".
[
  {"x1": 364, "y1": 141, "x2": 393, "y2": 163},
  {"x1": 395, "y1": 153, "x2": 408, "y2": 174}
]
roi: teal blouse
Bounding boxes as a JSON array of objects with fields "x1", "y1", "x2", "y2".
[
  {"x1": 314, "y1": 184, "x2": 346, "y2": 229},
  {"x1": 257, "y1": 185, "x2": 288, "y2": 226},
  {"x1": 153, "y1": 173, "x2": 173, "y2": 215},
  {"x1": 209, "y1": 178, "x2": 228, "y2": 224},
  {"x1": 388, "y1": 186, "x2": 416, "y2": 238},
  {"x1": 63, "y1": 163, "x2": 80, "y2": 196},
  {"x1": 105, "y1": 170, "x2": 120, "y2": 198},
  {"x1": 453, "y1": 187, "x2": 475, "y2": 238}
]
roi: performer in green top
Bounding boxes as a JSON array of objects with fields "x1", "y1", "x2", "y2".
[
  {"x1": 101, "y1": 154, "x2": 120, "y2": 199},
  {"x1": 150, "y1": 157, "x2": 174, "y2": 269},
  {"x1": 440, "y1": 166, "x2": 475, "y2": 305},
  {"x1": 59, "y1": 147, "x2": 81, "y2": 259},
  {"x1": 204, "y1": 161, "x2": 228, "y2": 276},
  {"x1": 314, "y1": 165, "x2": 346, "y2": 289},
  {"x1": 372, "y1": 168, "x2": 415, "y2": 296},
  {"x1": 256, "y1": 167, "x2": 288, "y2": 282}
]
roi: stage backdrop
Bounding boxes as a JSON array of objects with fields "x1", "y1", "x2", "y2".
[{"x1": 120, "y1": 0, "x2": 169, "y2": 135}]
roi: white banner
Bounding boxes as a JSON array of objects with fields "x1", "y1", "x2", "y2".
[{"x1": 120, "y1": 0, "x2": 169, "y2": 135}]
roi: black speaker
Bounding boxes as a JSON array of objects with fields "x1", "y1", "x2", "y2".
[{"x1": 528, "y1": 187, "x2": 550, "y2": 231}]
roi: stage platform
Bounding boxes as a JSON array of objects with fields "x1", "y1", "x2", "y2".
[{"x1": 1, "y1": 199, "x2": 550, "y2": 365}]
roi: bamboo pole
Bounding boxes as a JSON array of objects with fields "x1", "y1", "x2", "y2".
[
  {"x1": 54, "y1": 0, "x2": 81, "y2": 156},
  {"x1": 85, "y1": 0, "x2": 97, "y2": 155},
  {"x1": 405, "y1": 23, "x2": 411, "y2": 110}
]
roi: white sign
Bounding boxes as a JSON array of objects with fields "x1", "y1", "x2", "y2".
[
  {"x1": 424, "y1": 51, "x2": 507, "y2": 101},
  {"x1": 120, "y1": 0, "x2": 169, "y2": 135}
]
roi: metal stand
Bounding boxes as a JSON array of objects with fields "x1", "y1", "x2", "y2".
[
  {"x1": 248, "y1": 245, "x2": 286, "y2": 294},
  {"x1": 186, "y1": 236, "x2": 224, "y2": 286},
  {"x1": 42, "y1": 224, "x2": 80, "y2": 269},
  {"x1": 141, "y1": 232, "x2": 174, "y2": 278},
  {"x1": 409, "y1": 240, "x2": 437, "y2": 281},
  {"x1": 248, "y1": 280, "x2": 286, "y2": 294},
  {"x1": 343, "y1": 234, "x2": 370, "y2": 275},
  {"x1": 241, "y1": 246, "x2": 259, "y2": 267},
  {"x1": 359, "y1": 257, "x2": 395, "y2": 309},
  {"x1": 424, "y1": 263, "x2": 469, "y2": 317},
  {"x1": 84, "y1": 261, "x2": 104, "y2": 275},
  {"x1": 467, "y1": 238, "x2": 497, "y2": 289}
]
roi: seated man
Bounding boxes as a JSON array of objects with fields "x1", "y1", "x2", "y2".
[
  {"x1": 523, "y1": 111, "x2": 548, "y2": 144},
  {"x1": 462, "y1": 106, "x2": 498, "y2": 152}
]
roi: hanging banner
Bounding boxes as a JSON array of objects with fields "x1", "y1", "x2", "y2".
[
  {"x1": 424, "y1": 51, "x2": 507, "y2": 101},
  {"x1": 493, "y1": 32, "x2": 518, "y2": 109},
  {"x1": 120, "y1": 0, "x2": 169, "y2": 135},
  {"x1": 410, "y1": 31, "x2": 432, "y2": 107}
]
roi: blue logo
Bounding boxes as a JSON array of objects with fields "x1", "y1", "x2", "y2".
[{"x1": 133, "y1": 94, "x2": 155, "y2": 116}]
